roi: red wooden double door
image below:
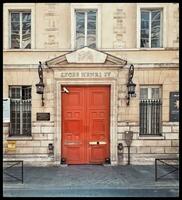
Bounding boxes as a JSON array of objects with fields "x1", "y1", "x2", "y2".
[{"x1": 61, "y1": 85, "x2": 110, "y2": 164}]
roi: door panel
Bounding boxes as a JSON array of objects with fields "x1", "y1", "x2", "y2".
[
  {"x1": 62, "y1": 86, "x2": 85, "y2": 164},
  {"x1": 61, "y1": 86, "x2": 110, "y2": 164},
  {"x1": 87, "y1": 87, "x2": 110, "y2": 163}
]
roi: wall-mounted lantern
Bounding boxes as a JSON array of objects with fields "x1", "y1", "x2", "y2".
[
  {"x1": 126, "y1": 64, "x2": 136, "y2": 106},
  {"x1": 35, "y1": 61, "x2": 45, "y2": 106}
]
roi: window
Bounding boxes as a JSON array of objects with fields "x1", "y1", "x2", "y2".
[
  {"x1": 10, "y1": 11, "x2": 31, "y2": 49},
  {"x1": 75, "y1": 10, "x2": 97, "y2": 49},
  {"x1": 140, "y1": 86, "x2": 162, "y2": 136},
  {"x1": 140, "y1": 9, "x2": 162, "y2": 48},
  {"x1": 9, "y1": 86, "x2": 32, "y2": 136}
]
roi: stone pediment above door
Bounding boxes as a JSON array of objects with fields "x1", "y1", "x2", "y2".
[{"x1": 45, "y1": 47, "x2": 127, "y2": 68}]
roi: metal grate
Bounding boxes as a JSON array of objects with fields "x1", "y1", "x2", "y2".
[
  {"x1": 9, "y1": 86, "x2": 31, "y2": 136},
  {"x1": 140, "y1": 99, "x2": 162, "y2": 135}
]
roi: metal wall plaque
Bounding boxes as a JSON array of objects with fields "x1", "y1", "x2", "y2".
[
  {"x1": 36, "y1": 113, "x2": 50, "y2": 121},
  {"x1": 169, "y1": 92, "x2": 179, "y2": 122},
  {"x1": 7, "y1": 141, "x2": 16, "y2": 152},
  {"x1": 3, "y1": 98, "x2": 10, "y2": 123}
]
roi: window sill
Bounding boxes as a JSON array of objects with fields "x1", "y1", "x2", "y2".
[
  {"x1": 6, "y1": 136, "x2": 33, "y2": 141},
  {"x1": 138, "y1": 48, "x2": 165, "y2": 51},
  {"x1": 138, "y1": 135, "x2": 165, "y2": 140}
]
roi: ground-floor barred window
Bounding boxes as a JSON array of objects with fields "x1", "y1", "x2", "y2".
[
  {"x1": 9, "y1": 86, "x2": 32, "y2": 136},
  {"x1": 140, "y1": 86, "x2": 162, "y2": 136}
]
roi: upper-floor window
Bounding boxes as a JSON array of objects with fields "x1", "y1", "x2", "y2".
[
  {"x1": 75, "y1": 10, "x2": 97, "y2": 49},
  {"x1": 10, "y1": 11, "x2": 31, "y2": 49},
  {"x1": 140, "y1": 9, "x2": 162, "y2": 48}
]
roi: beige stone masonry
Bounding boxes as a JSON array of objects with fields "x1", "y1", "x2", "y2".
[
  {"x1": 171, "y1": 140, "x2": 179, "y2": 147},
  {"x1": 172, "y1": 126, "x2": 179, "y2": 132},
  {"x1": 164, "y1": 147, "x2": 179, "y2": 154},
  {"x1": 165, "y1": 133, "x2": 179, "y2": 140},
  {"x1": 162, "y1": 126, "x2": 172, "y2": 133},
  {"x1": 150, "y1": 147, "x2": 165, "y2": 154},
  {"x1": 40, "y1": 140, "x2": 54, "y2": 147},
  {"x1": 137, "y1": 147, "x2": 151, "y2": 154}
]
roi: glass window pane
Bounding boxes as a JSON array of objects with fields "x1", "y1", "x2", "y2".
[
  {"x1": 140, "y1": 88, "x2": 148, "y2": 99},
  {"x1": 22, "y1": 14, "x2": 31, "y2": 49},
  {"x1": 11, "y1": 35, "x2": 20, "y2": 48},
  {"x1": 141, "y1": 20, "x2": 149, "y2": 29},
  {"x1": 140, "y1": 38, "x2": 149, "y2": 48},
  {"x1": 141, "y1": 11, "x2": 149, "y2": 48},
  {"x1": 11, "y1": 13, "x2": 20, "y2": 22},
  {"x1": 22, "y1": 86, "x2": 31, "y2": 100},
  {"x1": 22, "y1": 13, "x2": 31, "y2": 22},
  {"x1": 11, "y1": 22, "x2": 20, "y2": 31},
  {"x1": 76, "y1": 11, "x2": 85, "y2": 49},
  {"x1": 141, "y1": 11, "x2": 149, "y2": 21},
  {"x1": 141, "y1": 29, "x2": 149, "y2": 38},
  {"x1": 87, "y1": 10, "x2": 96, "y2": 48},
  {"x1": 10, "y1": 87, "x2": 21, "y2": 99},
  {"x1": 22, "y1": 24, "x2": 31, "y2": 49},
  {"x1": 151, "y1": 39, "x2": 160, "y2": 48},
  {"x1": 152, "y1": 88, "x2": 160, "y2": 99},
  {"x1": 151, "y1": 19, "x2": 160, "y2": 47},
  {"x1": 152, "y1": 10, "x2": 160, "y2": 21}
]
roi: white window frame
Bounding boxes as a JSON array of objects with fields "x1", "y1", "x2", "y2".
[
  {"x1": 140, "y1": 86, "x2": 161, "y2": 99},
  {"x1": 3, "y1": 3, "x2": 35, "y2": 50},
  {"x1": 75, "y1": 9, "x2": 97, "y2": 48},
  {"x1": 9, "y1": 11, "x2": 31, "y2": 49},
  {"x1": 71, "y1": 3, "x2": 101, "y2": 49},
  {"x1": 140, "y1": 85, "x2": 162, "y2": 136},
  {"x1": 9, "y1": 86, "x2": 32, "y2": 136},
  {"x1": 137, "y1": 3, "x2": 167, "y2": 49}
]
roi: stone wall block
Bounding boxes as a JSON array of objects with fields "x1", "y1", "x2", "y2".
[
  {"x1": 132, "y1": 140, "x2": 171, "y2": 147},
  {"x1": 130, "y1": 126, "x2": 139, "y2": 132},
  {"x1": 171, "y1": 140, "x2": 179, "y2": 147},
  {"x1": 165, "y1": 133, "x2": 179, "y2": 140},
  {"x1": 40, "y1": 140, "x2": 53, "y2": 147},
  {"x1": 150, "y1": 147, "x2": 165, "y2": 153},
  {"x1": 162, "y1": 126, "x2": 172, "y2": 133},
  {"x1": 33, "y1": 133, "x2": 48, "y2": 140},
  {"x1": 41, "y1": 127, "x2": 54, "y2": 133},
  {"x1": 137, "y1": 146, "x2": 151, "y2": 153},
  {"x1": 117, "y1": 126, "x2": 129, "y2": 132},
  {"x1": 172, "y1": 126, "x2": 179, "y2": 132},
  {"x1": 164, "y1": 147, "x2": 179, "y2": 154}
]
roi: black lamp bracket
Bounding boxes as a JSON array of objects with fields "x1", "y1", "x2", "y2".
[{"x1": 126, "y1": 64, "x2": 136, "y2": 106}]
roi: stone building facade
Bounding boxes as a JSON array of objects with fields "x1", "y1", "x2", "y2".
[{"x1": 3, "y1": 3, "x2": 179, "y2": 165}]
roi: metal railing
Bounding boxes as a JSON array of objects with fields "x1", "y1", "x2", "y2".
[
  {"x1": 155, "y1": 158, "x2": 179, "y2": 181},
  {"x1": 3, "y1": 160, "x2": 24, "y2": 183},
  {"x1": 140, "y1": 99, "x2": 162, "y2": 135}
]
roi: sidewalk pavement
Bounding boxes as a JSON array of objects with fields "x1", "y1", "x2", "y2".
[{"x1": 3, "y1": 165, "x2": 179, "y2": 197}]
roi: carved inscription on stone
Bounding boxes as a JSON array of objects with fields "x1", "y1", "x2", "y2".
[
  {"x1": 113, "y1": 8, "x2": 126, "y2": 48},
  {"x1": 44, "y1": 3, "x2": 59, "y2": 48},
  {"x1": 59, "y1": 71, "x2": 112, "y2": 78},
  {"x1": 66, "y1": 47, "x2": 107, "y2": 63}
]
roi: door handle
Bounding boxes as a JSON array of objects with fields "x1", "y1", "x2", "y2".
[
  {"x1": 89, "y1": 141, "x2": 97, "y2": 145},
  {"x1": 99, "y1": 141, "x2": 106, "y2": 144},
  {"x1": 64, "y1": 141, "x2": 80, "y2": 145},
  {"x1": 89, "y1": 141, "x2": 107, "y2": 145}
]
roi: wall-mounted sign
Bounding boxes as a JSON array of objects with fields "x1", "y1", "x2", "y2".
[
  {"x1": 59, "y1": 71, "x2": 112, "y2": 78},
  {"x1": 7, "y1": 141, "x2": 16, "y2": 152},
  {"x1": 3, "y1": 98, "x2": 10, "y2": 123},
  {"x1": 169, "y1": 92, "x2": 179, "y2": 122},
  {"x1": 37, "y1": 113, "x2": 50, "y2": 121}
]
